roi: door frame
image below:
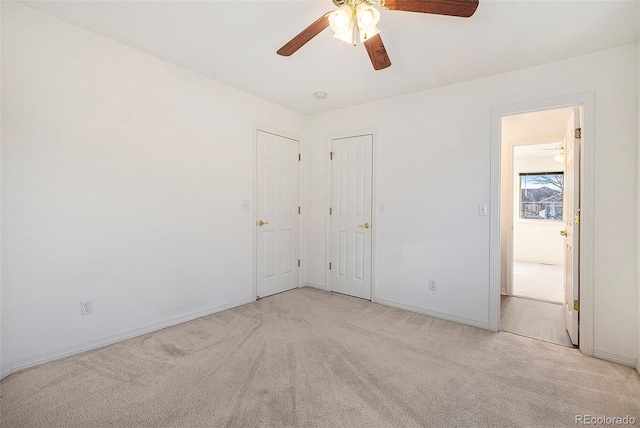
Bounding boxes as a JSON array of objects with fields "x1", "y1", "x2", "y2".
[
  {"x1": 325, "y1": 129, "x2": 378, "y2": 301},
  {"x1": 490, "y1": 93, "x2": 595, "y2": 356},
  {"x1": 252, "y1": 124, "x2": 304, "y2": 300}
]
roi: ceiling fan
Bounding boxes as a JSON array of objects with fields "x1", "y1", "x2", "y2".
[
  {"x1": 277, "y1": 0, "x2": 479, "y2": 71},
  {"x1": 538, "y1": 145, "x2": 566, "y2": 162}
]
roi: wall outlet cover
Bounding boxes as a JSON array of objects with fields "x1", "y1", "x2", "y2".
[{"x1": 81, "y1": 300, "x2": 93, "y2": 316}]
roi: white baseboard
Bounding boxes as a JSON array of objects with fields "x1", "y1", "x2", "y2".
[
  {"x1": 1, "y1": 362, "x2": 12, "y2": 381},
  {"x1": 302, "y1": 282, "x2": 327, "y2": 291},
  {"x1": 593, "y1": 350, "x2": 637, "y2": 368},
  {"x1": 6, "y1": 297, "x2": 255, "y2": 376},
  {"x1": 375, "y1": 297, "x2": 491, "y2": 330}
]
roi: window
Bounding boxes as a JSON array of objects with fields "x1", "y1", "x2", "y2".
[{"x1": 520, "y1": 172, "x2": 563, "y2": 221}]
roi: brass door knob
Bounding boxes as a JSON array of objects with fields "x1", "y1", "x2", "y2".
[
  {"x1": 560, "y1": 230, "x2": 568, "y2": 237},
  {"x1": 257, "y1": 220, "x2": 269, "y2": 226},
  {"x1": 359, "y1": 223, "x2": 370, "y2": 229}
]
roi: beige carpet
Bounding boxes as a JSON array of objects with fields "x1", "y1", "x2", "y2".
[
  {"x1": 1, "y1": 287, "x2": 638, "y2": 427},
  {"x1": 500, "y1": 296, "x2": 574, "y2": 347}
]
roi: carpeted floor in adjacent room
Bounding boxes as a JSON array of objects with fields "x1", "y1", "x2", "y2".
[{"x1": 1, "y1": 287, "x2": 639, "y2": 427}]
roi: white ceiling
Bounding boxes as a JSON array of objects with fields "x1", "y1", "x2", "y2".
[
  {"x1": 503, "y1": 107, "x2": 573, "y2": 145},
  {"x1": 20, "y1": 0, "x2": 639, "y2": 115},
  {"x1": 504, "y1": 107, "x2": 573, "y2": 159}
]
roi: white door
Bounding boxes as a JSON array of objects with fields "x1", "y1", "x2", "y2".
[
  {"x1": 563, "y1": 108, "x2": 580, "y2": 345},
  {"x1": 256, "y1": 130, "x2": 299, "y2": 298},
  {"x1": 330, "y1": 135, "x2": 373, "y2": 300}
]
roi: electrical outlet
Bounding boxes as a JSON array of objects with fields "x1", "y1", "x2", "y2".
[
  {"x1": 241, "y1": 200, "x2": 251, "y2": 211},
  {"x1": 81, "y1": 300, "x2": 93, "y2": 316},
  {"x1": 429, "y1": 280, "x2": 436, "y2": 291}
]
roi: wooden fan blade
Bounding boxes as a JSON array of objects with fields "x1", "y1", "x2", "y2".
[
  {"x1": 277, "y1": 13, "x2": 331, "y2": 56},
  {"x1": 384, "y1": 0, "x2": 479, "y2": 18},
  {"x1": 364, "y1": 34, "x2": 391, "y2": 71}
]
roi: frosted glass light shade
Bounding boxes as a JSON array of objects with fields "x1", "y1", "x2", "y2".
[
  {"x1": 329, "y1": 6, "x2": 355, "y2": 45},
  {"x1": 356, "y1": 3, "x2": 380, "y2": 42},
  {"x1": 358, "y1": 25, "x2": 380, "y2": 43},
  {"x1": 356, "y1": 4, "x2": 380, "y2": 29}
]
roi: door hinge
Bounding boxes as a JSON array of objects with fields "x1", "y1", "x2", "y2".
[
  {"x1": 330, "y1": 152, "x2": 334, "y2": 160},
  {"x1": 298, "y1": 153, "x2": 301, "y2": 161},
  {"x1": 298, "y1": 207, "x2": 301, "y2": 214},
  {"x1": 575, "y1": 128, "x2": 582, "y2": 139},
  {"x1": 298, "y1": 259, "x2": 301, "y2": 267},
  {"x1": 329, "y1": 262, "x2": 332, "y2": 270},
  {"x1": 574, "y1": 300, "x2": 580, "y2": 311},
  {"x1": 574, "y1": 213, "x2": 580, "y2": 225},
  {"x1": 329, "y1": 207, "x2": 332, "y2": 215}
]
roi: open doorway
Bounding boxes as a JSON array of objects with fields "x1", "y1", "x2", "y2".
[
  {"x1": 513, "y1": 146, "x2": 565, "y2": 304},
  {"x1": 499, "y1": 107, "x2": 579, "y2": 348}
]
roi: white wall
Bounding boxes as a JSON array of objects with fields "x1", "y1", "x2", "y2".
[
  {"x1": 1, "y1": 2, "x2": 304, "y2": 372},
  {"x1": 513, "y1": 222, "x2": 564, "y2": 265},
  {"x1": 2, "y1": 2, "x2": 638, "y2": 376},
  {"x1": 0, "y1": 0, "x2": 4, "y2": 379},
  {"x1": 637, "y1": 17, "x2": 640, "y2": 374},
  {"x1": 512, "y1": 155, "x2": 564, "y2": 265},
  {"x1": 305, "y1": 45, "x2": 638, "y2": 363}
]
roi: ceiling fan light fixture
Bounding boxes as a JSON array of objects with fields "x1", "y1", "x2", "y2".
[
  {"x1": 356, "y1": 4, "x2": 380, "y2": 29},
  {"x1": 554, "y1": 147, "x2": 565, "y2": 163},
  {"x1": 277, "y1": 0, "x2": 479, "y2": 71},
  {"x1": 355, "y1": 4, "x2": 381, "y2": 43},
  {"x1": 329, "y1": 5, "x2": 355, "y2": 44},
  {"x1": 358, "y1": 25, "x2": 380, "y2": 43}
]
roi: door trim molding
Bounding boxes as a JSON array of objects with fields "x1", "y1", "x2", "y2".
[
  {"x1": 489, "y1": 93, "x2": 595, "y2": 357},
  {"x1": 325, "y1": 128, "x2": 377, "y2": 301},
  {"x1": 253, "y1": 124, "x2": 303, "y2": 300}
]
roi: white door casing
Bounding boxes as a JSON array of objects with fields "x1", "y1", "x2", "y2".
[
  {"x1": 256, "y1": 130, "x2": 300, "y2": 298},
  {"x1": 490, "y1": 93, "x2": 594, "y2": 356},
  {"x1": 330, "y1": 135, "x2": 373, "y2": 300},
  {"x1": 563, "y1": 108, "x2": 581, "y2": 345}
]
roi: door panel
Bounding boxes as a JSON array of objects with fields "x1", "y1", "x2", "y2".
[
  {"x1": 263, "y1": 230, "x2": 276, "y2": 278},
  {"x1": 331, "y1": 135, "x2": 373, "y2": 300},
  {"x1": 282, "y1": 229, "x2": 294, "y2": 274},
  {"x1": 256, "y1": 131, "x2": 299, "y2": 298},
  {"x1": 563, "y1": 108, "x2": 580, "y2": 345}
]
